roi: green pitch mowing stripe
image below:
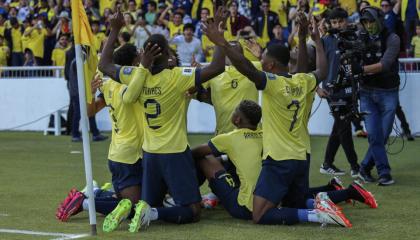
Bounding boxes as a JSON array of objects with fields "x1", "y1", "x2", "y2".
[{"x1": 0, "y1": 229, "x2": 89, "y2": 239}]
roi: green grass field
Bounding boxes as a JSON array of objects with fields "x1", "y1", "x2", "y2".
[{"x1": 1, "y1": 132, "x2": 420, "y2": 240}]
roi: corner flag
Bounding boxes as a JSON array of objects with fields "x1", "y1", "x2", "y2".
[{"x1": 71, "y1": 0, "x2": 98, "y2": 104}]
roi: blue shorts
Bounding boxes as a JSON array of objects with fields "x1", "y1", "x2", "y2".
[
  {"x1": 142, "y1": 148, "x2": 201, "y2": 207},
  {"x1": 222, "y1": 158, "x2": 240, "y2": 187},
  {"x1": 108, "y1": 158, "x2": 142, "y2": 194},
  {"x1": 209, "y1": 170, "x2": 252, "y2": 220},
  {"x1": 254, "y1": 157, "x2": 309, "y2": 208}
]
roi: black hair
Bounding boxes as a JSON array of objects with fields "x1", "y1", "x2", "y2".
[
  {"x1": 173, "y1": 11, "x2": 184, "y2": 18},
  {"x1": 238, "y1": 100, "x2": 262, "y2": 126},
  {"x1": 168, "y1": 48, "x2": 180, "y2": 66},
  {"x1": 143, "y1": 34, "x2": 169, "y2": 64},
  {"x1": 358, "y1": 0, "x2": 370, "y2": 12},
  {"x1": 113, "y1": 43, "x2": 138, "y2": 65},
  {"x1": 119, "y1": 32, "x2": 131, "y2": 43},
  {"x1": 328, "y1": 7, "x2": 348, "y2": 21},
  {"x1": 266, "y1": 43, "x2": 290, "y2": 67},
  {"x1": 148, "y1": 1, "x2": 157, "y2": 8},
  {"x1": 183, "y1": 23, "x2": 195, "y2": 32},
  {"x1": 262, "y1": 0, "x2": 270, "y2": 5},
  {"x1": 59, "y1": 33, "x2": 70, "y2": 39},
  {"x1": 228, "y1": 1, "x2": 238, "y2": 7},
  {"x1": 201, "y1": 7, "x2": 210, "y2": 13},
  {"x1": 9, "y1": 17, "x2": 18, "y2": 26}
]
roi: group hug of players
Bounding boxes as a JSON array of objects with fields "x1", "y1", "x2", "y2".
[{"x1": 55, "y1": 6, "x2": 378, "y2": 233}]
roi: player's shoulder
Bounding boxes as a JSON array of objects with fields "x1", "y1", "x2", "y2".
[{"x1": 171, "y1": 66, "x2": 195, "y2": 77}]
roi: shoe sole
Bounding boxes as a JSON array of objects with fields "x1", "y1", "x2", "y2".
[
  {"x1": 378, "y1": 180, "x2": 395, "y2": 186},
  {"x1": 328, "y1": 211, "x2": 352, "y2": 228},
  {"x1": 58, "y1": 193, "x2": 84, "y2": 222},
  {"x1": 103, "y1": 199, "x2": 132, "y2": 233},
  {"x1": 320, "y1": 168, "x2": 346, "y2": 176}
]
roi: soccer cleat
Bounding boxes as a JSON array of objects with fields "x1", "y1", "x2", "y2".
[
  {"x1": 101, "y1": 182, "x2": 113, "y2": 191},
  {"x1": 329, "y1": 177, "x2": 345, "y2": 191},
  {"x1": 350, "y1": 169, "x2": 360, "y2": 178},
  {"x1": 358, "y1": 170, "x2": 376, "y2": 183},
  {"x1": 320, "y1": 164, "x2": 345, "y2": 176},
  {"x1": 129, "y1": 200, "x2": 151, "y2": 233},
  {"x1": 377, "y1": 175, "x2": 395, "y2": 186},
  {"x1": 163, "y1": 196, "x2": 177, "y2": 208},
  {"x1": 315, "y1": 207, "x2": 352, "y2": 228},
  {"x1": 56, "y1": 188, "x2": 85, "y2": 222},
  {"x1": 102, "y1": 199, "x2": 132, "y2": 233},
  {"x1": 350, "y1": 181, "x2": 378, "y2": 208},
  {"x1": 315, "y1": 192, "x2": 342, "y2": 212},
  {"x1": 81, "y1": 180, "x2": 99, "y2": 194}
]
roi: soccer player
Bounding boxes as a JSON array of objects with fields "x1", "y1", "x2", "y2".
[
  {"x1": 203, "y1": 15, "x2": 353, "y2": 226},
  {"x1": 193, "y1": 100, "x2": 377, "y2": 223},
  {"x1": 56, "y1": 44, "x2": 144, "y2": 231},
  {"x1": 98, "y1": 8, "x2": 227, "y2": 231}
]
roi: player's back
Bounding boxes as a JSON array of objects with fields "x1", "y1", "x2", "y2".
[
  {"x1": 261, "y1": 72, "x2": 316, "y2": 161},
  {"x1": 100, "y1": 80, "x2": 143, "y2": 164},
  {"x1": 139, "y1": 67, "x2": 197, "y2": 154},
  {"x1": 210, "y1": 128, "x2": 263, "y2": 211}
]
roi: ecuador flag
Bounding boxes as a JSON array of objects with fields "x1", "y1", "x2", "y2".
[{"x1": 71, "y1": 0, "x2": 97, "y2": 103}]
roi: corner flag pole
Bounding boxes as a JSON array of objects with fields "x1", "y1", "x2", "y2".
[{"x1": 75, "y1": 45, "x2": 97, "y2": 235}]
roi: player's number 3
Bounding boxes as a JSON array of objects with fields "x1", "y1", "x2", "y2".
[{"x1": 144, "y1": 99, "x2": 161, "y2": 129}]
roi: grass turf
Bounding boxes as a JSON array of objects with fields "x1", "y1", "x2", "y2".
[{"x1": 0, "y1": 132, "x2": 420, "y2": 240}]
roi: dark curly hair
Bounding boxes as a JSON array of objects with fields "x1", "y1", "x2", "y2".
[{"x1": 238, "y1": 100, "x2": 262, "y2": 126}]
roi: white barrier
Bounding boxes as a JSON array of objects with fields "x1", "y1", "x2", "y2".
[{"x1": 0, "y1": 64, "x2": 419, "y2": 135}]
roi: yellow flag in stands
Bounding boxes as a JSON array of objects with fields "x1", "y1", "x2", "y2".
[{"x1": 71, "y1": 0, "x2": 97, "y2": 103}]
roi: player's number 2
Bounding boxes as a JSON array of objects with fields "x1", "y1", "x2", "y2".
[{"x1": 144, "y1": 99, "x2": 161, "y2": 129}]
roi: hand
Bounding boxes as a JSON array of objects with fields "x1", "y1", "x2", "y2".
[
  {"x1": 140, "y1": 43, "x2": 162, "y2": 70},
  {"x1": 109, "y1": 8, "x2": 125, "y2": 30},
  {"x1": 316, "y1": 87, "x2": 329, "y2": 98},
  {"x1": 296, "y1": 11, "x2": 308, "y2": 38},
  {"x1": 351, "y1": 62, "x2": 364, "y2": 75},
  {"x1": 191, "y1": 54, "x2": 202, "y2": 68},
  {"x1": 245, "y1": 38, "x2": 262, "y2": 59},
  {"x1": 91, "y1": 74, "x2": 103, "y2": 95},
  {"x1": 213, "y1": 6, "x2": 229, "y2": 27},
  {"x1": 185, "y1": 86, "x2": 197, "y2": 98},
  {"x1": 309, "y1": 16, "x2": 320, "y2": 42},
  {"x1": 202, "y1": 17, "x2": 227, "y2": 46}
]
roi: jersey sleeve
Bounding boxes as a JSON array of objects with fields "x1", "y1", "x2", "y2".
[
  {"x1": 121, "y1": 65, "x2": 149, "y2": 104},
  {"x1": 172, "y1": 67, "x2": 198, "y2": 92},
  {"x1": 208, "y1": 133, "x2": 231, "y2": 157},
  {"x1": 252, "y1": 61, "x2": 262, "y2": 71},
  {"x1": 302, "y1": 73, "x2": 317, "y2": 93}
]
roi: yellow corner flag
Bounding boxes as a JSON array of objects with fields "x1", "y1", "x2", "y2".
[{"x1": 71, "y1": 0, "x2": 97, "y2": 103}]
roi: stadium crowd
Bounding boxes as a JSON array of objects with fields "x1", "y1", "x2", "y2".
[{"x1": 0, "y1": 0, "x2": 419, "y2": 68}]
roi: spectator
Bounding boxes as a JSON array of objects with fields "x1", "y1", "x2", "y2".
[
  {"x1": 367, "y1": 0, "x2": 382, "y2": 8},
  {"x1": 23, "y1": 16, "x2": 52, "y2": 65},
  {"x1": 51, "y1": 33, "x2": 70, "y2": 67},
  {"x1": 118, "y1": 31, "x2": 131, "y2": 47},
  {"x1": 85, "y1": 0, "x2": 101, "y2": 21},
  {"x1": 252, "y1": 0, "x2": 280, "y2": 47},
  {"x1": 270, "y1": 0, "x2": 288, "y2": 31},
  {"x1": 381, "y1": 0, "x2": 402, "y2": 33},
  {"x1": 121, "y1": 12, "x2": 135, "y2": 35},
  {"x1": 402, "y1": 0, "x2": 419, "y2": 49},
  {"x1": 348, "y1": 0, "x2": 370, "y2": 23},
  {"x1": 145, "y1": 1, "x2": 157, "y2": 25},
  {"x1": 17, "y1": 0, "x2": 31, "y2": 23},
  {"x1": 267, "y1": 24, "x2": 288, "y2": 47},
  {"x1": 127, "y1": 0, "x2": 139, "y2": 21},
  {"x1": 410, "y1": 23, "x2": 420, "y2": 58},
  {"x1": 0, "y1": 34, "x2": 9, "y2": 66},
  {"x1": 91, "y1": 20, "x2": 106, "y2": 52},
  {"x1": 237, "y1": 25, "x2": 263, "y2": 61},
  {"x1": 226, "y1": 1, "x2": 250, "y2": 40},
  {"x1": 339, "y1": 0, "x2": 358, "y2": 17},
  {"x1": 173, "y1": 0, "x2": 193, "y2": 17},
  {"x1": 194, "y1": 7, "x2": 209, "y2": 39},
  {"x1": 174, "y1": 6, "x2": 192, "y2": 24},
  {"x1": 170, "y1": 23, "x2": 204, "y2": 64},
  {"x1": 159, "y1": 4, "x2": 184, "y2": 38},
  {"x1": 191, "y1": 0, "x2": 213, "y2": 19},
  {"x1": 132, "y1": 14, "x2": 152, "y2": 49},
  {"x1": 4, "y1": 17, "x2": 23, "y2": 66},
  {"x1": 52, "y1": 11, "x2": 72, "y2": 40},
  {"x1": 23, "y1": 48, "x2": 37, "y2": 66},
  {"x1": 100, "y1": 0, "x2": 115, "y2": 16}
]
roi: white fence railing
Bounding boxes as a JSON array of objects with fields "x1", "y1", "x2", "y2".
[
  {"x1": 0, "y1": 66, "x2": 64, "y2": 78},
  {"x1": 399, "y1": 58, "x2": 420, "y2": 73}
]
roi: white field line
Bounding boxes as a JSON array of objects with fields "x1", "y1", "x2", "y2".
[
  {"x1": 0, "y1": 213, "x2": 9, "y2": 217},
  {"x1": 0, "y1": 229, "x2": 89, "y2": 240}
]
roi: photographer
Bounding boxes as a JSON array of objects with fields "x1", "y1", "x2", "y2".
[
  {"x1": 317, "y1": 8, "x2": 360, "y2": 177},
  {"x1": 358, "y1": 7, "x2": 400, "y2": 186}
]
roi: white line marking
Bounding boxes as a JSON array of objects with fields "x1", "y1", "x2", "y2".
[
  {"x1": 0, "y1": 213, "x2": 9, "y2": 217},
  {"x1": 0, "y1": 229, "x2": 89, "y2": 240}
]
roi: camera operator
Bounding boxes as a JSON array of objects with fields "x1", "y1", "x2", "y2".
[
  {"x1": 357, "y1": 7, "x2": 400, "y2": 186},
  {"x1": 317, "y1": 8, "x2": 360, "y2": 177}
]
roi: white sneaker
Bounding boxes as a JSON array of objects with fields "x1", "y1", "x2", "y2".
[
  {"x1": 315, "y1": 192, "x2": 342, "y2": 212},
  {"x1": 315, "y1": 208, "x2": 352, "y2": 228},
  {"x1": 128, "y1": 200, "x2": 151, "y2": 232},
  {"x1": 163, "y1": 195, "x2": 176, "y2": 208}
]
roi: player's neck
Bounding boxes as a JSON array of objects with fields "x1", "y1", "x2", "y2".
[{"x1": 238, "y1": 124, "x2": 257, "y2": 131}]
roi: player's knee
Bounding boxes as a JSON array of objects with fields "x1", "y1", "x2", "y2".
[{"x1": 252, "y1": 211, "x2": 263, "y2": 224}]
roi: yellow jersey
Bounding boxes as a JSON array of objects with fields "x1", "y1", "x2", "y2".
[
  {"x1": 204, "y1": 62, "x2": 261, "y2": 135},
  {"x1": 51, "y1": 46, "x2": 70, "y2": 67},
  {"x1": 270, "y1": 0, "x2": 288, "y2": 28},
  {"x1": 201, "y1": 35, "x2": 215, "y2": 62},
  {"x1": 260, "y1": 72, "x2": 317, "y2": 160},
  {"x1": 238, "y1": 38, "x2": 262, "y2": 62},
  {"x1": 168, "y1": 22, "x2": 184, "y2": 38},
  {"x1": 100, "y1": 80, "x2": 143, "y2": 163},
  {"x1": 209, "y1": 128, "x2": 263, "y2": 211},
  {"x1": 94, "y1": 32, "x2": 107, "y2": 52},
  {"x1": 411, "y1": 36, "x2": 420, "y2": 58},
  {"x1": 25, "y1": 28, "x2": 47, "y2": 58},
  {"x1": 366, "y1": 0, "x2": 381, "y2": 8},
  {"x1": 100, "y1": 0, "x2": 115, "y2": 15},
  {"x1": 11, "y1": 28, "x2": 22, "y2": 53},
  {"x1": 339, "y1": 0, "x2": 357, "y2": 15},
  {"x1": 119, "y1": 66, "x2": 197, "y2": 153},
  {"x1": 0, "y1": 46, "x2": 9, "y2": 66}
]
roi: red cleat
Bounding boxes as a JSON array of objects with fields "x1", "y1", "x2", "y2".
[
  {"x1": 350, "y1": 181, "x2": 378, "y2": 208},
  {"x1": 56, "y1": 188, "x2": 85, "y2": 222}
]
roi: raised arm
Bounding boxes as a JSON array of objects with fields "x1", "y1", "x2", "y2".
[
  {"x1": 87, "y1": 74, "x2": 107, "y2": 117},
  {"x1": 296, "y1": 11, "x2": 309, "y2": 73},
  {"x1": 98, "y1": 9, "x2": 125, "y2": 80},
  {"x1": 309, "y1": 17, "x2": 327, "y2": 83},
  {"x1": 158, "y1": 4, "x2": 172, "y2": 26}
]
